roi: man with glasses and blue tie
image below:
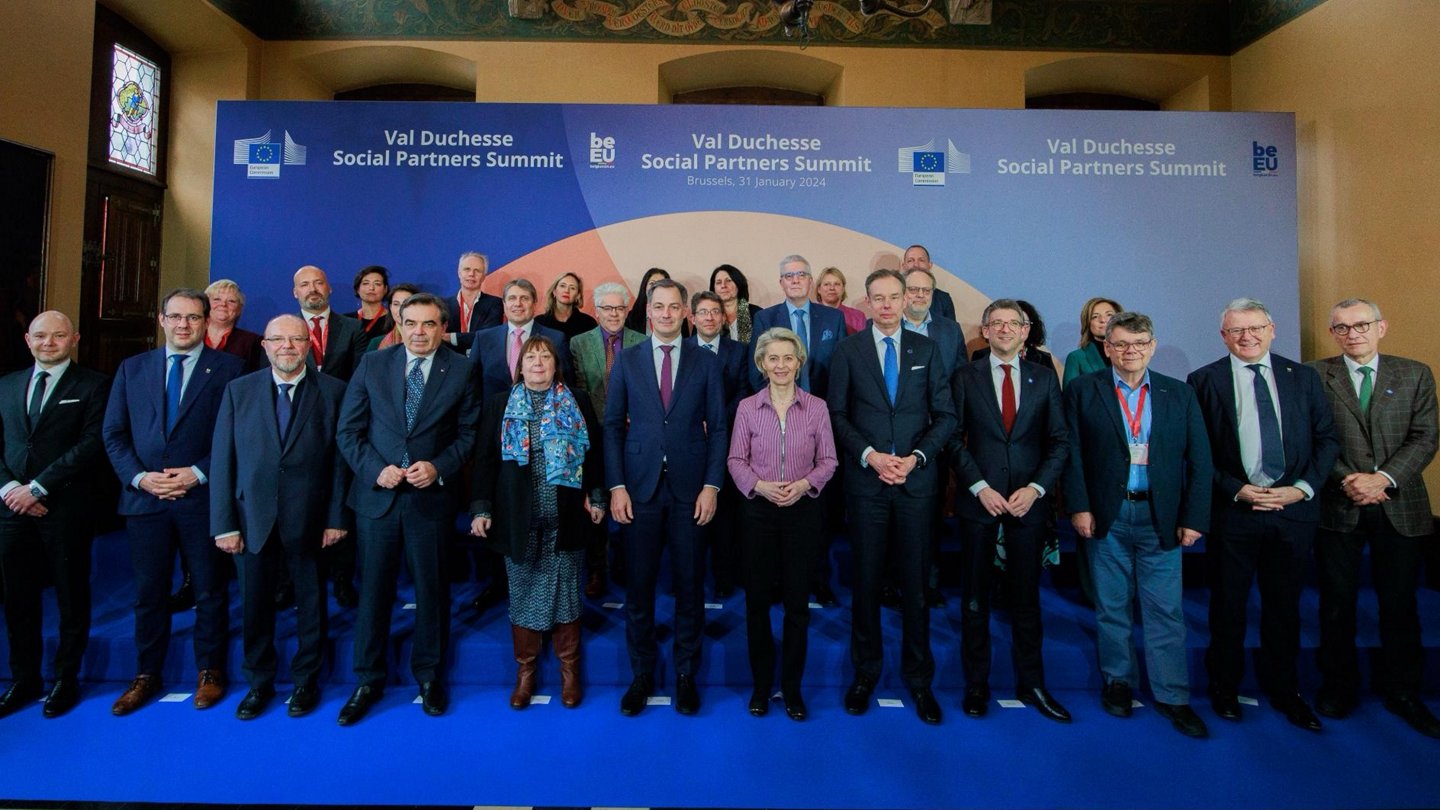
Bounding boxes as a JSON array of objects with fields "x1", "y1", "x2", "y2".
[
  {"x1": 103, "y1": 289, "x2": 245, "y2": 715},
  {"x1": 1188, "y1": 297, "x2": 1338, "y2": 732},
  {"x1": 749, "y1": 255, "x2": 847, "y2": 397}
]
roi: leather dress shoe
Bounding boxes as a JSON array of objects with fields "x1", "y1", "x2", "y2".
[
  {"x1": 419, "y1": 681, "x2": 448, "y2": 716},
  {"x1": 748, "y1": 688, "x2": 770, "y2": 717},
  {"x1": 1018, "y1": 686, "x2": 1072, "y2": 724},
  {"x1": 1315, "y1": 687, "x2": 1358, "y2": 720},
  {"x1": 337, "y1": 684, "x2": 383, "y2": 726},
  {"x1": 194, "y1": 669, "x2": 226, "y2": 710},
  {"x1": 42, "y1": 679, "x2": 80, "y2": 719},
  {"x1": 1155, "y1": 702, "x2": 1210, "y2": 739},
  {"x1": 1385, "y1": 694, "x2": 1440, "y2": 739},
  {"x1": 962, "y1": 686, "x2": 990, "y2": 718},
  {"x1": 1210, "y1": 689, "x2": 1242, "y2": 721},
  {"x1": 1272, "y1": 693, "x2": 1322, "y2": 732},
  {"x1": 1102, "y1": 680, "x2": 1133, "y2": 718},
  {"x1": 620, "y1": 675, "x2": 653, "y2": 716},
  {"x1": 235, "y1": 687, "x2": 274, "y2": 720},
  {"x1": 909, "y1": 686, "x2": 943, "y2": 725},
  {"x1": 782, "y1": 689, "x2": 807, "y2": 721},
  {"x1": 813, "y1": 584, "x2": 839, "y2": 608},
  {"x1": 675, "y1": 674, "x2": 700, "y2": 715},
  {"x1": 332, "y1": 580, "x2": 359, "y2": 609},
  {"x1": 287, "y1": 683, "x2": 320, "y2": 717},
  {"x1": 112, "y1": 675, "x2": 163, "y2": 716},
  {"x1": 844, "y1": 676, "x2": 876, "y2": 715},
  {"x1": 0, "y1": 681, "x2": 43, "y2": 719}
]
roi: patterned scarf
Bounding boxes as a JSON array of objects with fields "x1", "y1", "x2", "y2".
[
  {"x1": 500, "y1": 382, "x2": 589, "y2": 488},
  {"x1": 736, "y1": 297, "x2": 754, "y2": 344}
]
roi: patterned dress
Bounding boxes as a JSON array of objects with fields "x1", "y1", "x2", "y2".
[{"x1": 506, "y1": 388, "x2": 583, "y2": 630}]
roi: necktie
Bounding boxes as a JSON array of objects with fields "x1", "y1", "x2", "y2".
[
  {"x1": 166, "y1": 355, "x2": 186, "y2": 435},
  {"x1": 508, "y1": 327, "x2": 525, "y2": 378},
  {"x1": 1358, "y1": 366, "x2": 1374, "y2": 413},
  {"x1": 604, "y1": 333, "x2": 618, "y2": 381},
  {"x1": 882, "y1": 336, "x2": 898, "y2": 405},
  {"x1": 1248, "y1": 363, "x2": 1286, "y2": 481},
  {"x1": 276, "y1": 382, "x2": 294, "y2": 440},
  {"x1": 793, "y1": 309, "x2": 810, "y2": 391},
  {"x1": 704, "y1": 342, "x2": 717, "y2": 353},
  {"x1": 309, "y1": 316, "x2": 325, "y2": 366},
  {"x1": 27, "y1": 370, "x2": 48, "y2": 425},
  {"x1": 659, "y1": 345, "x2": 674, "y2": 410},
  {"x1": 1000, "y1": 363, "x2": 1016, "y2": 434},
  {"x1": 402, "y1": 357, "x2": 424, "y2": 467}
]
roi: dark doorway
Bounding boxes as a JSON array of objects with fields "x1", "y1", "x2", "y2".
[
  {"x1": 0, "y1": 139, "x2": 51, "y2": 374},
  {"x1": 80, "y1": 171, "x2": 164, "y2": 374}
]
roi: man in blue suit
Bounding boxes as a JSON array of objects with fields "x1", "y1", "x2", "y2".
[
  {"x1": 605, "y1": 279, "x2": 728, "y2": 716},
  {"x1": 687, "y1": 290, "x2": 749, "y2": 598},
  {"x1": 335, "y1": 293, "x2": 480, "y2": 725},
  {"x1": 1065, "y1": 311, "x2": 1212, "y2": 738},
  {"x1": 103, "y1": 288, "x2": 245, "y2": 715},
  {"x1": 902, "y1": 244, "x2": 956, "y2": 322},
  {"x1": 211, "y1": 314, "x2": 352, "y2": 720},
  {"x1": 1188, "y1": 297, "x2": 1339, "y2": 731},
  {"x1": 468, "y1": 278, "x2": 573, "y2": 403},
  {"x1": 748, "y1": 254, "x2": 847, "y2": 397}
]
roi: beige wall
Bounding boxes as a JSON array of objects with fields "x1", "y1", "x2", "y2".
[{"x1": 1233, "y1": 0, "x2": 1440, "y2": 507}]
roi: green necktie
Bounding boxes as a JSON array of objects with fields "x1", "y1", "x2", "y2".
[{"x1": 1358, "y1": 366, "x2": 1374, "y2": 412}]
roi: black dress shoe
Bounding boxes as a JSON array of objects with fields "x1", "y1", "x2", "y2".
[
  {"x1": 1154, "y1": 702, "x2": 1210, "y2": 739},
  {"x1": 924, "y1": 587, "x2": 946, "y2": 608},
  {"x1": 1018, "y1": 686, "x2": 1072, "y2": 724},
  {"x1": 910, "y1": 686, "x2": 943, "y2": 725},
  {"x1": 419, "y1": 681, "x2": 448, "y2": 717},
  {"x1": 1209, "y1": 689, "x2": 1242, "y2": 721},
  {"x1": 1102, "y1": 681, "x2": 1133, "y2": 718},
  {"x1": 337, "y1": 684, "x2": 383, "y2": 726},
  {"x1": 1385, "y1": 694, "x2": 1440, "y2": 739},
  {"x1": 748, "y1": 688, "x2": 770, "y2": 717},
  {"x1": 675, "y1": 674, "x2": 700, "y2": 715},
  {"x1": 287, "y1": 683, "x2": 320, "y2": 717},
  {"x1": 620, "y1": 675, "x2": 653, "y2": 716},
  {"x1": 42, "y1": 680, "x2": 80, "y2": 719},
  {"x1": 0, "y1": 681, "x2": 44, "y2": 719},
  {"x1": 333, "y1": 580, "x2": 359, "y2": 609},
  {"x1": 236, "y1": 687, "x2": 275, "y2": 721},
  {"x1": 813, "y1": 584, "x2": 839, "y2": 608},
  {"x1": 844, "y1": 676, "x2": 876, "y2": 715},
  {"x1": 1315, "y1": 687, "x2": 1358, "y2": 720},
  {"x1": 782, "y1": 689, "x2": 807, "y2": 721},
  {"x1": 880, "y1": 585, "x2": 901, "y2": 609},
  {"x1": 963, "y1": 686, "x2": 990, "y2": 718},
  {"x1": 1272, "y1": 693, "x2": 1323, "y2": 732}
]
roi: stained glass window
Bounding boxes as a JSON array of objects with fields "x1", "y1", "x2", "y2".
[{"x1": 108, "y1": 43, "x2": 160, "y2": 175}]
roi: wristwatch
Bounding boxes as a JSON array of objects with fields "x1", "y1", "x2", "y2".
[{"x1": 28, "y1": 483, "x2": 44, "y2": 500}]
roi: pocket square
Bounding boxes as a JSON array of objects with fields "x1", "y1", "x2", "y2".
[
  {"x1": 910, "y1": 365, "x2": 926, "y2": 371},
  {"x1": 58, "y1": 399, "x2": 80, "y2": 404}
]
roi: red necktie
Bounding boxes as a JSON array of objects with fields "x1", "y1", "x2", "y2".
[
  {"x1": 659, "y1": 345, "x2": 674, "y2": 409},
  {"x1": 1001, "y1": 363, "x2": 1016, "y2": 434},
  {"x1": 309, "y1": 315, "x2": 325, "y2": 365}
]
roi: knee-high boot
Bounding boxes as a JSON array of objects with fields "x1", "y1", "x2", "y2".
[
  {"x1": 510, "y1": 625, "x2": 543, "y2": 709},
  {"x1": 553, "y1": 621, "x2": 583, "y2": 708}
]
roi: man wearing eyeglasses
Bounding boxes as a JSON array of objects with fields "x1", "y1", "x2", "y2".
[
  {"x1": 1187, "y1": 297, "x2": 1338, "y2": 731},
  {"x1": 1308, "y1": 299, "x2": 1439, "y2": 737},
  {"x1": 210, "y1": 315, "x2": 352, "y2": 720},
  {"x1": 749, "y1": 255, "x2": 847, "y2": 397},
  {"x1": 1065, "y1": 311, "x2": 1212, "y2": 738},
  {"x1": 103, "y1": 288, "x2": 245, "y2": 715},
  {"x1": 900, "y1": 244, "x2": 956, "y2": 321}
]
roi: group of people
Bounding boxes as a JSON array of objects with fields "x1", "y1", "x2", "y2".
[{"x1": 0, "y1": 246, "x2": 1434, "y2": 744}]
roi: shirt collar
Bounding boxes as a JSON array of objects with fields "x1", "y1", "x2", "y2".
[
  {"x1": 507, "y1": 319, "x2": 534, "y2": 334},
  {"x1": 1229, "y1": 352, "x2": 1272, "y2": 372},
  {"x1": 302, "y1": 308, "x2": 333, "y2": 323},
  {"x1": 904, "y1": 311, "x2": 933, "y2": 331},
  {"x1": 785, "y1": 300, "x2": 811, "y2": 318},
  {"x1": 33, "y1": 358, "x2": 72, "y2": 380},
  {"x1": 168, "y1": 344, "x2": 204, "y2": 361},
  {"x1": 272, "y1": 367, "x2": 306, "y2": 388},
  {"x1": 1342, "y1": 354, "x2": 1379, "y2": 376},
  {"x1": 404, "y1": 348, "x2": 435, "y2": 366},
  {"x1": 651, "y1": 335, "x2": 682, "y2": 351},
  {"x1": 1111, "y1": 368, "x2": 1151, "y2": 392},
  {"x1": 871, "y1": 324, "x2": 901, "y2": 346},
  {"x1": 989, "y1": 352, "x2": 1020, "y2": 371}
]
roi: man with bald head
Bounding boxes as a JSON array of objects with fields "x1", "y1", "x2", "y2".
[
  {"x1": 295, "y1": 265, "x2": 368, "y2": 383},
  {"x1": 0, "y1": 313, "x2": 110, "y2": 719}
]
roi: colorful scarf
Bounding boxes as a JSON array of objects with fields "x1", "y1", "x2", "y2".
[{"x1": 500, "y1": 382, "x2": 589, "y2": 488}]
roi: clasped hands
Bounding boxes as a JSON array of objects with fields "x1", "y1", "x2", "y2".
[
  {"x1": 376, "y1": 461, "x2": 437, "y2": 489},
  {"x1": 752, "y1": 478, "x2": 812, "y2": 508},
  {"x1": 1340, "y1": 471, "x2": 1390, "y2": 506},
  {"x1": 139, "y1": 467, "x2": 200, "y2": 500},
  {"x1": 867, "y1": 451, "x2": 917, "y2": 485},
  {"x1": 976, "y1": 485, "x2": 1039, "y2": 518},
  {"x1": 1236, "y1": 483, "x2": 1305, "y2": 511},
  {"x1": 2, "y1": 486, "x2": 47, "y2": 517}
]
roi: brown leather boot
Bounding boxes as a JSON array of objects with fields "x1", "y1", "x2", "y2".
[
  {"x1": 509, "y1": 625, "x2": 542, "y2": 709},
  {"x1": 553, "y1": 621, "x2": 583, "y2": 708}
]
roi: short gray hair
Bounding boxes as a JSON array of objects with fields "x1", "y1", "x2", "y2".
[
  {"x1": 753, "y1": 326, "x2": 808, "y2": 374},
  {"x1": 1222, "y1": 297, "x2": 1271, "y2": 323},
  {"x1": 458, "y1": 251, "x2": 488, "y2": 270},
  {"x1": 1105, "y1": 311, "x2": 1154, "y2": 340},
  {"x1": 593, "y1": 282, "x2": 630, "y2": 308},
  {"x1": 779, "y1": 254, "x2": 811, "y2": 275},
  {"x1": 1332, "y1": 297, "x2": 1382, "y2": 322}
]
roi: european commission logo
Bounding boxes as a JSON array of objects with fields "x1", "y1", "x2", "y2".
[
  {"x1": 898, "y1": 139, "x2": 970, "y2": 187},
  {"x1": 233, "y1": 130, "x2": 307, "y2": 179}
]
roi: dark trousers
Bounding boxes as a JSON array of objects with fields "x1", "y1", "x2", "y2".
[
  {"x1": 742, "y1": 496, "x2": 822, "y2": 692},
  {"x1": 353, "y1": 492, "x2": 451, "y2": 687},
  {"x1": 0, "y1": 514, "x2": 92, "y2": 685},
  {"x1": 236, "y1": 533, "x2": 327, "y2": 691},
  {"x1": 707, "y1": 479, "x2": 741, "y2": 591},
  {"x1": 623, "y1": 476, "x2": 706, "y2": 680},
  {"x1": 127, "y1": 503, "x2": 228, "y2": 676},
  {"x1": 321, "y1": 536, "x2": 355, "y2": 587},
  {"x1": 959, "y1": 517, "x2": 1046, "y2": 691},
  {"x1": 850, "y1": 487, "x2": 935, "y2": 688},
  {"x1": 1316, "y1": 507, "x2": 1424, "y2": 698},
  {"x1": 1205, "y1": 511, "x2": 1315, "y2": 696},
  {"x1": 811, "y1": 476, "x2": 844, "y2": 591}
]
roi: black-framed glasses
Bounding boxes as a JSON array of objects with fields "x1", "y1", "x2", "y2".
[
  {"x1": 1330, "y1": 320, "x2": 1377, "y2": 336},
  {"x1": 1106, "y1": 338, "x2": 1154, "y2": 352},
  {"x1": 1222, "y1": 324, "x2": 1271, "y2": 338},
  {"x1": 984, "y1": 319, "x2": 1029, "y2": 332},
  {"x1": 595, "y1": 305, "x2": 626, "y2": 315},
  {"x1": 162, "y1": 314, "x2": 204, "y2": 325}
]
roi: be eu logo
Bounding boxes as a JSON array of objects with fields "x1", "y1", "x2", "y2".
[
  {"x1": 1252, "y1": 141, "x2": 1279, "y2": 176},
  {"x1": 589, "y1": 132, "x2": 616, "y2": 168}
]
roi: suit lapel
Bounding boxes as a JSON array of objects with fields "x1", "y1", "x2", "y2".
[
  {"x1": 257, "y1": 375, "x2": 284, "y2": 451},
  {"x1": 410, "y1": 349, "x2": 450, "y2": 434},
  {"x1": 1101, "y1": 374, "x2": 1129, "y2": 448},
  {"x1": 665, "y1": 343, "x2": 690, "y2": 415},
  {"x1": 1324, "y1": 361, "x2": 1366, "y2": 431},
  {"x1": 970, "y1": 362, "x2": 1005, "y2": 429},
  {"x1": 1271, "y1": 357, "x2": 1300, "y2": 460},
  {"x1": 1149, "y1": 377, "x2": 1171, "y2": 459},
  {"x1": 173, "y1": 348, "x2": 221, "y2": 431},
  {"x1": 861, "y1": 331, "x2": 890, "y2": 407},
  {"x1": 282, "y1": 376, "x2": 317, "y2": 453},
  {"x1": 35, "y1": 366, "x2": 80, "y2": 431}
]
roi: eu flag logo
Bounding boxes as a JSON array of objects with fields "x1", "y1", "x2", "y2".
[
  {"x1": 912, "y1": 151, "x2": 944, "y2": 173},
  {"x1": 249, "y1": 143, "x2": 281, "y2": 164}
]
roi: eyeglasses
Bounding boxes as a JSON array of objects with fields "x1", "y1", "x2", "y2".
[
  {"x1": 1222, "y1": 324, "x2": 1271, "y2": 338},
  {"x1": 595, "y1": 305, "x2": 626, "y2": 315},
  {"x1": 693, "y1": 308, "x2": 723, "y2": 318},
  {"x1": 162, "y1": 314, "x2": 204, "y2": 325},
  {"x1": 1106, "y1": 339, "x2": 1154, "y2": 352},
  {"x1": 905, "y1": 286, "x2": 935, "y2": 297},
  {"x1": 984, "y1": 319, "x2": 1029, "y2": 332},
  {"x1": 780, "y1": 271, "x2": 811, "y2": 281},
  {"x1": 262, "y1": 336, "x2": 310, "y2": 346},
  {"x1": 1330, "y1": 320, "x2": 1377, "y2": 336}
]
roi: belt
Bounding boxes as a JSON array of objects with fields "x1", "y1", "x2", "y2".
[{"x1": 1123, "y1": 490, "x2": 1150, "y2": 501}]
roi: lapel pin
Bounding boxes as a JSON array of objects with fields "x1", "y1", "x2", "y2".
[
  {"x1": 1027, "y1": 377, "x2": 1034, "y2": 384},
  {"x1": 1385, "y1": 388, "x2": 1394, "y2": 396}
]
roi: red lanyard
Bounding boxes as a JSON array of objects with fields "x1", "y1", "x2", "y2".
[
  {"x1": 458, "y1": 293, "x2": 474, "y2": 330},
  {"x1": 357, "y1": 309, "x2": 382, "y2": 334},
  {"x1": 1115, "y1": 383, "x2": 1148, "y2": 440}
]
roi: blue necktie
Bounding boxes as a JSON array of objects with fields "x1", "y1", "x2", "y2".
[
  {"x1": 165, "y1": 355, "x2": 186, "y2": 435},
  {"x1": 402, "y1": 357, "x2": 424, "y2": 468},
  {"x1": 792, "y1": 308, "x2": 810, "y2": 391},
  {"x1": 882, "y1": 336, "x2": 898, "y2": 405},
  {"x1": 27, "y1": 371, "x2": 48, "y2": 426},
  {"x1": 276, "y1": 382, "x2": 294, "y2": 440},
  {"x1": 1248, "y1": 363, "x2": 1285, "y2": 481}
]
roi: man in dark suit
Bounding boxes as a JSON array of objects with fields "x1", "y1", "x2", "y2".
[
  {"x1": 828, "y1": 269, "x2": 956, "y2": 725},
  {"x1": 604, "y1": 279, "x2": 728, "y2": 716},
  {"x1": 0, "y1": 312, "x2": 109, "y2": 719},
  {"x1": 103, "y1": 289, "x2": 245, "y2": 715},
  {"x1": 950, "y1": 299, "x2": 1070, "y2": 723},
  {"x1": 748, "y1": 254, "x2": 846, "y2": 397},
  {"x1": 1188, "y1": 297, "x2": 1339, "y2": 731},
  {"x1": 902, "y1": 244, "x2": 956, "y2": 322},
  {"x1": 1309, "y1": 298, "x2": 1439, "y2": 737},
  {"x1": 468, "y1": 278, "x2": 572, "y2": 402},
  {"x1": 1065, "y1": 311, "x2": 1212, "y2": 738},
  {"x1": 444, "y1": 250, "x2": 504, "y2": 353},
  {"x1": 688, "y1": 290, "x2": 749, "y2": 599},
  {"x1": 211, "y1": 314, "x2": 352, "y2": 720},
  {"x1": 335, "y1": 293, "x2": 480, "y2": 724}
]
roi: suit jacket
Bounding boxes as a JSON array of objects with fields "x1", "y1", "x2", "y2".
[
  {"x1": 685, "y1": 334, "x2": 750, "y2": 424},
  {"x1": 827, "y1": 328, "x2": 957, "y2": 498},
  {"x1": 303, "y1": 311, "x2": 368, "y2": 382},
  {"x1": 213, "y1": 327, "x2": 264, "y2": 372},
  {"x1": 1063, "y1": 368, "x2": 1212, "y2": 548},
  {"x1": 336, "y1": 345, "x2": 481, "y2": 519},
  {"x1": 570, "y1": 326, "x2": 646, "y2": 416},
  {"x1": 1062, "y1": 341, "x2": 1108, "y2": 388},
  {"x1": 913, "y1": 316, "x2": 964, "y2": 382},
  {"x1": 444, "y1": 292, "x2": 504, "y2": 353},
  {"x1": 949, "y1": 357, "x2": 1068, "y2": 527},
  {"x1": 932, "y1": 288, "x2": 956, "y2": 321},
  {"x1": 1309, "y1": 354, "x2": 1438, "y2": 536},
  {"x1": 749, "y1": 301, "x2": 847, "y2": 397},
  {"x1": 0, "y1": 363, "x2": 110, "y2": 517},
  {"x1": 1188, "y1": 353, "x2": 1340, "y2": 527},
  {"x1": 603, "y1": 340, "x2": 728, "y2": 502},
  {"x1": 103, "y1": 346, "x2": 245, "y2": 516},
  {"x1": 467, "y1": 321, "x2": 574, "y2": 403},
  {"x1": 210, "y1": 370, "x2": 352, "y2": 553}
]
